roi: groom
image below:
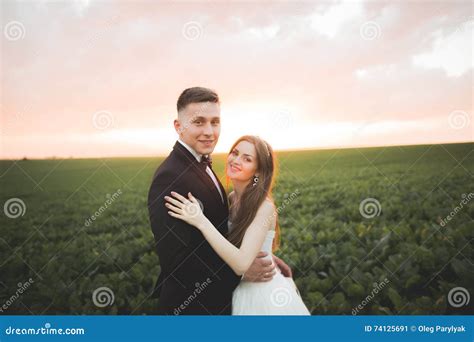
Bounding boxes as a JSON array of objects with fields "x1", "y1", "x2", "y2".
[{"x1": 148, "y1": 87, "x2": 292, "y2": 315}]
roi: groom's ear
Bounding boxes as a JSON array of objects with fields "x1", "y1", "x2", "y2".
[{"x1": 174, "y1": 119, "x2": 182, "y2": 135}]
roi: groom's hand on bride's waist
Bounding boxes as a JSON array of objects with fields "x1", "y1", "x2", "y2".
[
  {"x1": 272, "y1": 254, "x2": 293, "y2": 278},
  {"x1": 242, "y1": 251, "x2": 275, "y2": 282},
  {"x1": 242, "y1": 251, "x2": 293, "y2": 282}
]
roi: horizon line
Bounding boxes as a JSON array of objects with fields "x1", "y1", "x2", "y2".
[{"x1": 1, "y1": 140, "x2": 472, "y2": 161}]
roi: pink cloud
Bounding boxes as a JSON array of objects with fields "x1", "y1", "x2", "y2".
[{"x1": 1, "y1": 1, "x2": 472, "y2": 158}]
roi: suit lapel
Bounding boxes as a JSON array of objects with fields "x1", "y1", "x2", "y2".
[
  {"x1": 191, "y1": 163, "x2": 225, "y2": 206},
  {"x1": 209, "y1": 166, "x2": 228, "y2": 209},
  {"x1": 173, "y1": 141, "x2": 226, "y2": 207}
]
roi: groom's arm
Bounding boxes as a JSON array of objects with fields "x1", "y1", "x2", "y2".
[
  {"x1": 148, "y1": 178, "x2": 195, "y2": 270},
  {"x1": 242, "y1": 252, "x2": 293, "y2": 282}
]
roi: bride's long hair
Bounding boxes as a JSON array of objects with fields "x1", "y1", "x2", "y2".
[{"x1": 226, "y1": 135, "x2": 280, "y2": 252}]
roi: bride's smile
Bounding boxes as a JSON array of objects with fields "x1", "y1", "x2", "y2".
[
  {"x1": 229, "y1": 164, "x2": 241, "y2": 173},
  {"x1": 226, "y1": 141, "x2": 258, "y2": 183}
]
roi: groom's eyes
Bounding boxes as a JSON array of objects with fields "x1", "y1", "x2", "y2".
[{"x1": 191, "y1": 118, "x2": 220, "y2": 126}]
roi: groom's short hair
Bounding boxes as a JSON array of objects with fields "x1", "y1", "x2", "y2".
[{"x1": 177, "y1": 87, "x2": 219, "y2": 113}]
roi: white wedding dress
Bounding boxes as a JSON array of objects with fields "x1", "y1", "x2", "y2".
[{"x1": 231, "y1": 227, "x2": 311, "y2": 315}]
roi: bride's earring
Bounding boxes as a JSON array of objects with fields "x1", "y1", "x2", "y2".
[{"x1": 252, "y1": 175, "x2": 259, "y2": 187}]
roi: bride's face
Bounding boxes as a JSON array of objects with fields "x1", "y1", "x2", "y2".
[{"x1": 227, "y1": 140, "x2": 258, "y2": 182}]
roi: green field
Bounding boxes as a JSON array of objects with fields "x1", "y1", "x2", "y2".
[{"x1": 1, "y1": 142, "x2": 472, "y2": 315}]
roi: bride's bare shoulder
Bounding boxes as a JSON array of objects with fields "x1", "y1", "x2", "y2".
[
  {"x1": 259, "y1": 197, "x2": 277, "y2": 216},
  {"x1": 258, "y1": 198, "x2": 277, "y2": 230},
  {"x1": 264, "y1": 197, "x2": 275, "y2": 208}
]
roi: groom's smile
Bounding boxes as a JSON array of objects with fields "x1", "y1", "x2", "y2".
[
  {"x1": 199, "y1": 139, "x2": 215, "y2": 148},
  {"x1": 174, "y1": 101, "x2": 221, "y2": 156}
]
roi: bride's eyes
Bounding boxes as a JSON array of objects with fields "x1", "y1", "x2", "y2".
[{"x1": 230, "y1": 150, "x2": 252, "y2": 162}]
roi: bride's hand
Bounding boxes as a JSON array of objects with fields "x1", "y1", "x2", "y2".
[{"x1": 165, "y1": 191, "x2": 206, "y2": 229}]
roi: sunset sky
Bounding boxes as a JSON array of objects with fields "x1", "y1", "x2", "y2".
[{"x1": 1, "y1": 0, "x2": 472, "y2": 159}]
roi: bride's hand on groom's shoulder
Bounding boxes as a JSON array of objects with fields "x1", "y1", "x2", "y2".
[{"x1": 165, "y1": 191, "x2": 207, "y2": 229}]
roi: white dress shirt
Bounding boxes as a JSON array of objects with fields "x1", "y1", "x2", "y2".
[{"x1": 177, "y1": 139, "x2": 225, "y2": 203}]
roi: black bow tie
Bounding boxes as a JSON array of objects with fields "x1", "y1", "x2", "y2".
[{"x1": 200, "y1": 155, "x2": 212, "y2": 169}]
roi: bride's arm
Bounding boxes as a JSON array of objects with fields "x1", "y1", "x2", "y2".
[
  {"x1": 165, "y1": 191, "x2": 275, "y2": 275},
  {"x1": 199, "y1": 200, "x2": 275, "y2": 275}
]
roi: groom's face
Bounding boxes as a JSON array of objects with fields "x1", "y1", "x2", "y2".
[{"x1": 175, "y1": 101, "x2": 221, "y2": 155}]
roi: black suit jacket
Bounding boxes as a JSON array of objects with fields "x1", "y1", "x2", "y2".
[{"x1": 147, "y1": 141, "x2": 240, "y2": 315}]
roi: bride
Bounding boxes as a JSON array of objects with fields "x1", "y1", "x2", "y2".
[{"x1": 165, "y1": 135, "x2": 310, "y2": 315}]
